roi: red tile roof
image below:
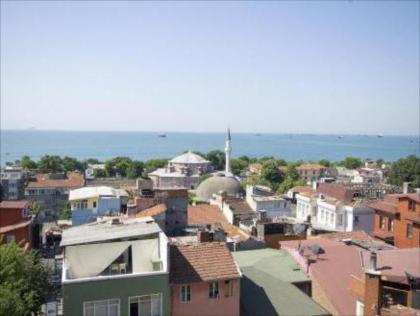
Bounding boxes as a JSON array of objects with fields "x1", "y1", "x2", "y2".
[
  {"x1": 170, "y1": 242, "x2": 240, "y2": 284},
  {"x1": 289, "y1": 186, "x2": 315, "y2": 194},
  {"x1": 369, "y1": 200, "x2": 399, "y2": 215},
  {"x1": 0, "y1": 219, "x2": 32, "y2": 234},
  {"x1": 26, "y1": 172, "x2": 84, "y2": 189},
  {"x1": 389, "y1": 193, "x2": 420, "y2": 204},
  {"x1": 317, "y1": 183, "x2": 354, "y2": 202},
  {"x1": 0, "y1": 201, "x2": 30, "y2": 209},
  {"x1": 188, "y1": 205, "x2": 249, "y2": 241},
  {"x1": 135, "y1": 204, "x2": 166, "y2": 218},
  {"x1": 296, "y1": 163, "x2": 326, "y2": 171}
]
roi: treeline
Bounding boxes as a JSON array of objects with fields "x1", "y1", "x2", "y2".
[{"x1": 10, "y1": 153, "x2": 420, "y2": 188}]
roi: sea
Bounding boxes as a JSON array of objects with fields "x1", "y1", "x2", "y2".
[{"x1": 0, "y1": 130, "x2": 418, "y2": 165}]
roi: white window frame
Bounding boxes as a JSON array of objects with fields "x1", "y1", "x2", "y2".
[
  {"x1": 180, "y1": 284, "x2": 191, "y2": 303},
  {"x1": 128, "y1": 293, "x2": 162, "y2": 316},
  {"x1": 356, "y1": 300, "x2": 364, "y2": 316},
  {"x1": 224, "y1": 280, "x2": 233, "y2": 297},
  {"x1": 209, "y1": 281, "x2": 219, "y2": 299},
  {"x1": 83, "y1": 298, "x2": 120, "y2": 316}
]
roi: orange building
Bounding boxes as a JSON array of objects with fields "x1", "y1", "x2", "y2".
[
  {"x1": 0, "y1": 201, "x2": 33, "y2": 249},
  {"x1": 371, "y1": 193, "x2": 420, "y2": 248},
  {"x1": 170, "y1": 242, "x2": 241, "y2": 316}
]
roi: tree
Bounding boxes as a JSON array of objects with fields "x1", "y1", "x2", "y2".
[
  {"x1": 388, "y1": 155, "x2": 420, "y2": 188},
  {"x1": 0, "y1": 242, "x2": 49, "y2": 316},
  {"x1": 144, "y1": 159, "x2": 169, "y2": 176},
  {"x1": 38, "y1": 155, "x2": 64, "y2": 173},
  {"x1": 260, "y1": 160, "x2": 284, "y2": 190},
  {"x1": 126, "y1": 161, "x2": 145, "y2": 179},
  {"x1": 58, "y1": 201, "x2": 71, "y2": 220},
  {"x1": 318, "y1": 159, "x2": 331, "y2": 167},
  {"x1": 62, "y1": 156, "x2": 84, "y2": 172},
  {"x1": 230, "y1": 158, "x2": 250, "y2": 176},
  {"x1": 342, "y1": 157, "x2": 363, "y2": 169},
  {"x1": 93, "y1": 168, "x2": 107, "y2": 178},
  {"x1": 206, "y1": 150, "x2": 225, "y2": 171},
  {"x1": 20, "y1": 156, "x2": 37, "y2": 170},
  {"x1": 30, "y1": 202, "x2": 41, "y2": 216}
]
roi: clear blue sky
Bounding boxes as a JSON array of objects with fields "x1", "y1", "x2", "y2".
[{"x1": 1, "y1": 1, "x2": 419, "y2": 135}]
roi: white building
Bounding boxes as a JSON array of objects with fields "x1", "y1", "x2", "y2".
[
  {"x1": 69, "y1": 186, "x2": 128, "y2": 226},
  {"x1": 246, "y1": 185, "x2": 291, "y2": 219},
  {"x1": 295, "y1": 184, "x2": 374, "y2": 233},
  {"x1": 149, "y1": 151, "x2": 211, "y2": 189},
  {"x1": 84, "y1": 164, "x2": 106, "y2": 180}
]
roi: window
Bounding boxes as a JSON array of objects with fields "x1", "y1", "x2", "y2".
[
  {"x1": 209, "y1": 282, "x2": 219, "y2": 299},
  {"x1": 356, "y1": 300, "x2": 364, "y2": 316},
  {"x1": 388, "y1": 219, "x2": 394, "y2": 232},
  {"x1": 407, "y1": 223, "x2": 413, "y2": 239},
  {"x1": 83, "y1": 298, "x2": 120, "y2": 316},
  {"x1": 224, "y1": 280, "x2": 233, "y2": 297},
  {"x1": 337, "y1": 214, "x2": 343, "y2": 226},
  {"x1": 129, "y1": 294, "x2": 161, "y2": 316},
  {"x1": 181, "y1": 284, "x2": 191, "y2": 303},
  {"x1": 93, "y1": 201, "x2": 97, "y2": 208},
  {"x1": 409, "y1": 200, "x2": 415, "y2": 212},
  {"x1": 354, "y1": 215, "x2": 359, "y2": 226},
  {"x1": 379, "y1": 216, "x2": 385, "y2": 229}
]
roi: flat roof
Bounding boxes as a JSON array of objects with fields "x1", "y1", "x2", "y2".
[
  {"x1": 232, "y1": 249, "x2": 328, "y2": 316},
  {"x1": 61, "y1": 217, "x2": 161, "y2": 247}
]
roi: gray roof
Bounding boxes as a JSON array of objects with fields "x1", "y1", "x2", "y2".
[
  {"x1": 61, "y1": 217, "x2": 161, "y2": 247},
  {"x1": 196, "y1": 175, "x2": 242, "y2": 202},
  {"x1": 170, "y1": 151, "x2": 210, "y2": 164},
  {"x1": 233, "y1": 249, "x2": 328, "y2": 316}
]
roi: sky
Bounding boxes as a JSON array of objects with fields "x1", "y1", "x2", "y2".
[{"x1": 1, "y1": 1, "x2": 419, "y2": 135}]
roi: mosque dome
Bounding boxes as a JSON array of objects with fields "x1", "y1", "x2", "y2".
[{"x1": 196, "y1": 174, "x2": 242, "y2": 202}]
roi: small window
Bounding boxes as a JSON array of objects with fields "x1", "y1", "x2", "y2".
[
  {"x1": 93, "y1": 201, "x2": 97, "y2": 208},
  {"x1": 388, "y1": 219, "x2": 393, "y2": 232},
  {"x1": 129, "y1": 294, "x2": 161, "y2": 316},
  {"x1": 181, "y1": 284, "x2": 191, "y2": 302},
  {"x1": 407, "y1": 223, "x2": 413, "y2": 239},
  {"x1": 209, "y1": 282, "x2": 219, "y2": 299},
  {"x1": 379, "y1": 216, "x2": 385, "y2": 229},
  {"x1": 224, "y1": 280, "x2": 233, "y2": 297},
  {"x1": 354, "y1": 215, "x2": 359, "y2": 226},
  {"x1": 409, "y1": 200, "x2": 415, "y2": 212}
]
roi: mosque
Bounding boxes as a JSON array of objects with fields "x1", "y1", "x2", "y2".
[{"x1": 196, "y1": 129, "x2": 242, "y2": 202}]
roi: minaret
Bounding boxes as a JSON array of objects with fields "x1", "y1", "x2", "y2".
[{"x1": 225, "y1": 128, "x2": 232, "y2": 174}]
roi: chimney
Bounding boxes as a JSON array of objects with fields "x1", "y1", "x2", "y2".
[
  {"x1": 403, "y1": 182, "x2": 409, "y2": 194},
  {"x1": 197, "y1": 230, "x2": 210, "y2": 243}
]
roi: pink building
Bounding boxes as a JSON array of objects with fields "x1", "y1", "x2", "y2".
[{"x1": 170, "y1": 242, "x2": 241, "y2": 316}]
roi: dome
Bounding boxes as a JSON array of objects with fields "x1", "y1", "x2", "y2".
[
  {"x1": 170, "y1": 151, "x2": 210, "y2": 164},
  {"x1": 196, "y1": 174, "x2": 242, "y2": 202}
]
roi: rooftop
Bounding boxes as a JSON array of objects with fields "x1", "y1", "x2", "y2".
[
  {"x1": 169, "y1": 151, "x2": 210, "y2": 164},
  {"x1": 135, "y1": 204, "x2": 167, "y2": 218},
  {"x1": 69, "y1": 186, "x2": 126, "y2": 201},
  {"x1": 188, "y1": 205, "x2": 249, "y2": 241},
  {"x1": 225, "y1": 197, "x2": 255, "y2": 215},
  {"x1": 27, "y1": 172, "x2": 84, "y2": 189},
  {"x1": 60, "y1": 217, "x2": 161, "y2": 247},
  {"x1": 170, "y1": 242, "x2": 240, "y2": 284},
  {"x1": 369, "y1": 200, "x2": 399, "y2": 215},
  {"x1": 317, "y1": 183, "x2": 355, "y2": 202},
  {"x1": 296, "y1": 163, "x2": 327, "y2": 171},
  {"x1": 0, "y1": 200, "x2": 30, "y2": 209},
  {"x1": 232, "y1": 249, "x2": 328, "y2": 316}
]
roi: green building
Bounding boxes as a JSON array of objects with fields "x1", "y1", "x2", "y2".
[
  {"x1": 61, "y1": 217, "x2": 170, "y2": 316},
  {"x1": 232, "y1": 248, "x2": 330, "y2": 316}
]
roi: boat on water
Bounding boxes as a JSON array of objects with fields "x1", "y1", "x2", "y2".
[
  {"x1": 377, "y1": 134, "x2": 384, "y2": 138},
  {"x1": 337, "y1": 135, "x2": 344, "y2": 139},
  {"x1": 255, "y1": 133, "x2": 262, "y2": 136},
  {"x1": 158, "y1": 133, "x2": 167, "y2": 138}
]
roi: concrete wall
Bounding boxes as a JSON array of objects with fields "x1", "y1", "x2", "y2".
[
  {"x1": 63, "y1": 273, "x2": 170, "y2": 316},
  {"x1": 171, "y1": 279, "x2": 240, "y2": 316}
]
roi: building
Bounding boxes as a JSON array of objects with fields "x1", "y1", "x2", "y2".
[
  {"x1": 0, "y1": 201, "x2": 33, "y2": 249},
  {"x1": 232, "y1": 248, "x2": 329, "y2": 316},
  {"x1": 69, "y1": 186, "x2": 129, "y2": 226},
  {"x1": 84, "y1": 164, "x2": 106, "y2": 180},
  {"x1": 350, "y1": 248, "x2": 420, "y2": 316},
  {"x1": 149, "y1": 151, "x2": 211, "y2": 189},
  {"x1": 25, "y1": 172, "x2": 84, "y2": 222},
  {"x1": 281, "y1": 232, "x2": 394, "y2": 316},
  {"x1": 296, "y1": 183, "x2": 375, "y2": 233},
  {"x1": 246, "y1": 185, "x2": 291, "y2": 219},
  {"x1": 61, "y1": 217, "x2": 170, "y2": 316},
  {"x1": 1, "y1": 165, "x2": 26, "y2": 200},
  {"x1": 210, "y1": 193, "x2": 257, "y2": 226},
  {"x1": 371, "y1": 193, "x2": 420, "y2": 248},
  {"x1": 196, "y1": 129, "x2": 243, "y2": 202},
  {"x1": 296, "y1": 164, "x2": 327, "y2": 183},
  {"x1": 170, "y1": 242, "x2": 241, "y2": 316}
]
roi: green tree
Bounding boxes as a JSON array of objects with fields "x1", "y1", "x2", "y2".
[
  {"x1": 58, "y1": 201, "x2": 72, "y2": 220},
  {"x1": 376, "y1": 158, "x2": 385, "y2": 167},
  {"x1": 38, "y1": 155, "x2": 64, "y2": 172},
  {"x1": 30, "y1": 202, "x2": 41, "y2": 216},
  {"x1": 144, "y1": 159, "x2": 169, "y2": 176},
  {"x1": 388, "y1": 155, "x2": 420, "y2": 188},
  {"x1": 260, "y1": 160, "x2": 285, "y2": 190},
  {"x1": 126, "y1": 161, "x2": 145, "y2": 179},
  {"x1": 93, "y1": 168, "x2": 107, "y2": 178},
  {"x1": 318, "y1": 159, "x2": 331, "y2": 167},
  {"x1": 206, "y1": 150, "x2": 225, "y2": 171},
  {"x1": 230, "y1": 158, "x2": 250, "y2": 176},
  {"x1": 62, "y1": 156, "x2": 84, "y2": 172},
  {"x1": 20, "y1": 156, "x2": 37, "y2": 170},
  {"x1": 0, "y1": 242, "x2": 49, "y2": 316},
  {"x1": 342, "y1": 157, "x2": 363, "y2": 169}
]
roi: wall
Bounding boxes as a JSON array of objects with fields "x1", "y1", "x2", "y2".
[
  {"x1": 394, "y1": 198, "x2": 420, "y2": 249},
  {"x1": 1, "y1": 224, "x2": 32, "y2": 249},
  {"x1": 0, "y1": 207, "x2": 23, "y2": 226},
  {"x1": 63, "y1": 273, "x2": 170, "y2": 316},
  {"x1": 171, "y1": 279, "x2": 240, "y2": 316}
]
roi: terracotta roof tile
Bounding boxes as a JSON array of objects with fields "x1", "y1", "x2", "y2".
[
  {"x1": 317, "y1": 183, "x2": 354, "y2": 202},
  {"x1": 135, "y1": 204, "x2": 166, "y2": 218},
  {"x1": 369, "y1": 200, "x2": 399, "y2": 215},
  {"x1": 0, "y1": 201, "x2": 30, "y2": 209},
  {"x1": 296, "y1": 163, "x2": 326, "y2": 171},
  {"x1": 170, "y1": 242, "x2": 240, "y2": 284},
  {"x1": 26, "y1": 172, "x2": 84, "y2": 189}
]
